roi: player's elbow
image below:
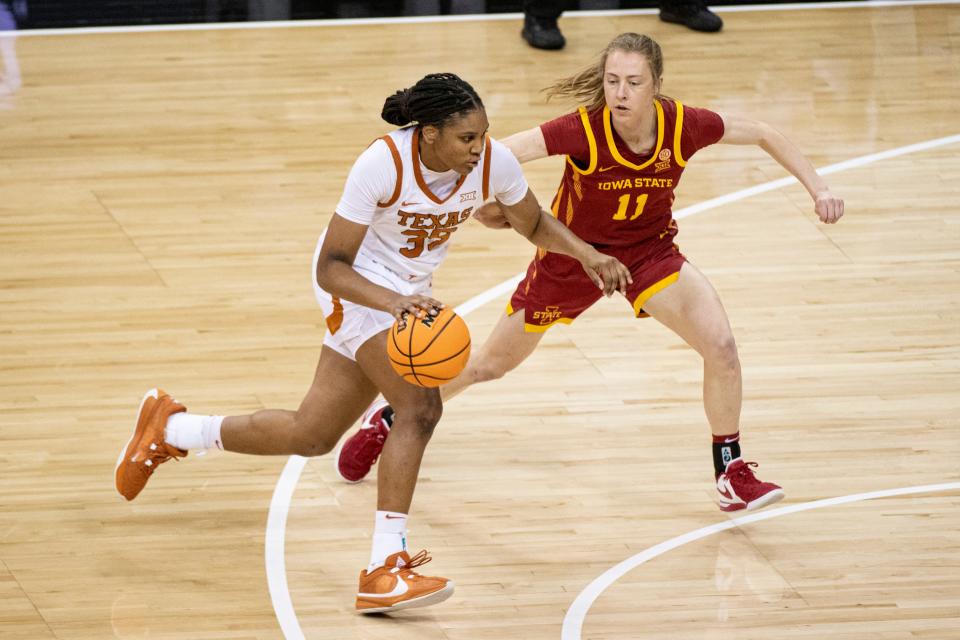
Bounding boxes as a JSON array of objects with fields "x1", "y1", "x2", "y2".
[
  {"x1": 755, "y1": 121, "x2": 782, "y2": 151},
  {"x1": 315, "y1": 253, "x2": 348, "y2": 291},
  {"x1": 315, "y1": 258, "x2": 333, "y2": 291},
  {"x1": 517, "y1": 210, "x2": 543, "y2": 241}
]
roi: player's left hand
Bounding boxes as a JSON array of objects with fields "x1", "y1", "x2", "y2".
[
  {"x1": 815, "y1": 190, "x2": 844, "y2": 224},
  {"x1": 580, "y1": 249, "x2": 633, "y2": 297},
  {"x1": 473, "y1": 200, "x2": 512, "y2": 229}
]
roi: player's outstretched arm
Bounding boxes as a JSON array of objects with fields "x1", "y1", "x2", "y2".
[
  {"x1": 500, "y1": 126, "x2": 549, "y2": 164},
  {"x1": 718, "y1": 113, "x2": 845, "y2": 224},
  {"x1": 499, "y1": 189, "x2": 632, "y2": 296}
]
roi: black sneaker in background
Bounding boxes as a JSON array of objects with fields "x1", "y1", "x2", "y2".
[
  {"x1": 659, "y1": 1, "x2": 724, "y2": 33},
  {"x1": 521, "y1": 15, "x2": 566, "y2": 50}
]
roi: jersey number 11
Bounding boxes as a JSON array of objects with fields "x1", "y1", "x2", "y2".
[{"x1": 612, "y1": 193, "x2": 648, "y2": 221}]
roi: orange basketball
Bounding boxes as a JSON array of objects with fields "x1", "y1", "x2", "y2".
[{"x1": 387, "y1": 307, "x2": 471, "y2": 388}]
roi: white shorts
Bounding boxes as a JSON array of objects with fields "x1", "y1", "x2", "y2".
[{"x1": 312, "y1": 236, "x2": 432, "y2": 361}]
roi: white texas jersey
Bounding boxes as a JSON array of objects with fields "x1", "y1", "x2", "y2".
[{"x1": 333, "y1": 126, "x2": 528, "y2": 281}]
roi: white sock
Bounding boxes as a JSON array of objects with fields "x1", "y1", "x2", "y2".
[
  {"x1": 368, "y1": 511, "x2": 407, "y2": 571},
  {"x1": 164, "y1": 413, "x2": 225, "y2": 451}
]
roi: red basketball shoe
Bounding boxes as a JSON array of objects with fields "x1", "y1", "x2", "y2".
[
  {"x1": 356, "y1": 550, "x2": 454, "y2": 614},
  {"x1": 334, "y1": 399, "x2": 391, "y2": 483},
  {"x1": 716, "y1": 458, "x2": 785, "y2": 512}
]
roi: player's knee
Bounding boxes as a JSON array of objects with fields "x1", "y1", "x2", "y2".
[
  {"x1": 290, "y1": 416, "x2": 339, "y2": 456},
  {"x1": 293, "y1": 436, "x2": 336, "y2": 457},
  {"x1": 397, "y1": 395, "x2": 443, "y2": 440},
  {"x1": 412, "y1": 397, "x2": 443, "y2": 438},
  {"x1": 707, "y1": 334, "x2": 740, "y2": 371},
  {"x1": 472, "y1": 356, "x2": 511, "y2": 383},
  {"x1": 300, "y1": 431, "x2": 339, "y2": 457}
]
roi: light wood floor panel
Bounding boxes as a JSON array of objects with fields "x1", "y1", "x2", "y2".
[{"x1": 1, "y1": 3, "x2": 958, "y2": 639}]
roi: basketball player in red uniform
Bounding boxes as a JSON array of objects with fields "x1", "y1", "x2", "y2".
[{"x1": 338, "y1": 33, "x2": 844, "y2": 513}]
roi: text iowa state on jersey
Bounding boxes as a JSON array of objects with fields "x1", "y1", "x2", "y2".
[{"x1": 542, "y1": 100, "x2": 724, "y2": 248}]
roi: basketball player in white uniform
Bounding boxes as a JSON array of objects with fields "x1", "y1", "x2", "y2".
[
  {"x1": 114, "y1": 73, "x2": 631, "y2": 614},
  {"x1": 313, "y1": 116, "x2": 524, "y2": 361}
]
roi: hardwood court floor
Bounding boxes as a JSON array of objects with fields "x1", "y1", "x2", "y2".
[{"x1": 1, "y1": 3, "x2": 958, "y2": 639}]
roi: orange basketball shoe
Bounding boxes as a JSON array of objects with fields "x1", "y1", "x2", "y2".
[
  {"x1": 716, "y1": 459, "x2": 785, "y2": 512},
  {"x1": 356, "y1": 550, "x2": 454, "y2": 614},
  {"x1": 115, "y1": 388, "x2": 188, "y2": 501},
  {"x1": 334, "y1": 399, "x2": 391, "y2": 483}
]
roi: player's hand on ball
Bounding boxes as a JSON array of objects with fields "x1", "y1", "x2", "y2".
[
  {"x1": 815, "y1": 190, "x2": 844, "y2": 224},
  {"x1": 473, "y1": 201, "x2": 512, "y2": 229},
  {"x1": 389, "y1": 294, "x2": 444, "y2": 321},
  {"x1": 579, "y1": 249, "x2": 633, "y2": 297}
]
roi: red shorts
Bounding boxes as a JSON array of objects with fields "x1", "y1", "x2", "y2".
[{"x1": 508, "y1": 235, "x2": 686, "y2": 332}]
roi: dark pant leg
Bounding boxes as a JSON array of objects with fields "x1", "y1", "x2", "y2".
[{"x1": 523, "y1": 0, "x2": 564, "y2": 19}]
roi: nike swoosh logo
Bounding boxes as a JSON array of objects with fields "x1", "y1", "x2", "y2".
[
  {"x1": 724, "y1": 437, "x2": 739, "y2": 443},
  {"x1": 401, "y1": 201, "x2": 421, "y2": 207},
  {"x1": 597, "y1": 165, "x2": 619, "y2": 172},
  {"x1": 358, "y1": 575, "x2": 409, "y2": 599},
  {"x1": 384, "y1": 514, "x2": 405, "y2": 520},
  {"x1": 717, "y1": 478, "x2": 739, "y2": 503}
]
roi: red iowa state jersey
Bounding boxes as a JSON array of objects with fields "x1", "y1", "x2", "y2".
[{"x1": 540, "y1": 99, "x2": 724, "y2": 248}]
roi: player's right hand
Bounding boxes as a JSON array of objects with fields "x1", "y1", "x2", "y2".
[
  {"x1": 388, "y1": 294, "x2": 445, "y2": 321},
  {"x1": 814, "y1": 189, "x2": 844, "y2": 224},
  {"x1": 579, "y1": 249, "x2": 633, "y2": 297}
]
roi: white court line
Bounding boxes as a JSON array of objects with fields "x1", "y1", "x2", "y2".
[
  {"x1": 561, "y1": 482, "x2": 960, "y2": 639},
  {"x1": 675, "y1": 134, "x2": 960, "y2": 219},
  {"x1": 265, "y1": 133, "x2": 960, "y2": 639},
  {"x1": 453, "y1": 273, "x2": 525, "y2": 317},
  {"x1": 3, "y1": 0, "x2": 958, "y2": 37},
  {"x1": 265, "y1": 455, "x2": 308, "y2": 640}
]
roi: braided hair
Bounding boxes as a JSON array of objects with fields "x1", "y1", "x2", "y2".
[{"x1": 381, "y1": 73, "x2": 484, "y2": 129}]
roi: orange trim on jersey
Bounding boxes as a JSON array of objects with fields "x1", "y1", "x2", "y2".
[
  {"x1": 412, "y1": 128, "x2": 468, "y2": 204},
  {"x1": 631, "y1": 271, "x2": 680, "y2": 317},
  {"x1": 673, "y1": 101, "x2": 687, "y2": 168},
  {"x1": 377, "y1": 135, "x2": 403, "y2": 208},
  {"x1": 603, "y1": 101, "x2": 664, "y2": 171},
  {"x1": 565, "y1": 106, "x2": 598, "y2": 176},
  {"x1": 481, "y1": 135, "x2": 492, "y2": 201},
  {"x1": 326, "y1": 297, "x2": 344, "y2": 334}
]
